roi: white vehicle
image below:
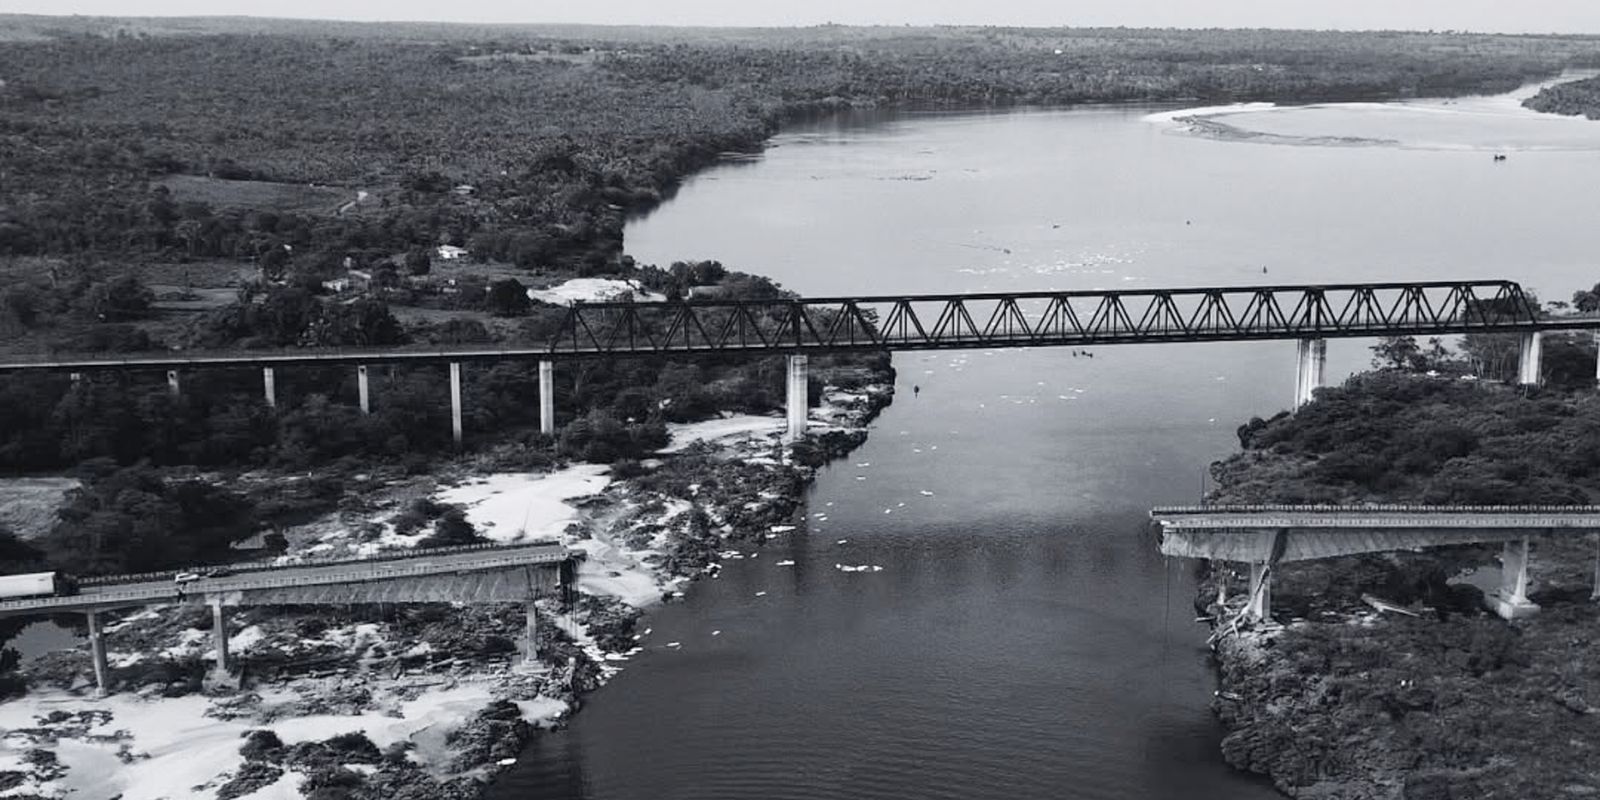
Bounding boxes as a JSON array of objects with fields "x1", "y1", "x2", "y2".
[
  {"x1": 0, "y1": 572, "x2": 79, "y2": 600},
  {"x1": 173, "y1": 572, "x2": 201, "y2": 584}
]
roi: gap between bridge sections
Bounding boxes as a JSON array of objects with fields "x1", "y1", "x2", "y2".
[{"x1": 1151, "y1": 504, "x2": 1600, "y2": 624}]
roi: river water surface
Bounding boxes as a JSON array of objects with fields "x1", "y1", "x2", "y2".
[{"x1": 492, "y1": 84, "x2": 1600, "y2": 799}]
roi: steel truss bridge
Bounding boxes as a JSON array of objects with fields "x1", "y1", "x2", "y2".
[{"x1": 0, "y1": 280, "x2": 1591, "y2": 374}]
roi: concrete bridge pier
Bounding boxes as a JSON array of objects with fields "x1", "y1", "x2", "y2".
[
  {"x1": 785, "y1": 355, "x2": 808, "y2": 443},
  {"x1": 1490, "y1": 536, "x2": 1539, "y2": 619},
  {"x1": 522, "y1": 599, "x2": 539, "y2": 666},
  {"x1": 1246, "y1": 562, "x2": 1272, "y2": 622},
  {"x1": 1593, "y1": 332, "x2": 1600, "y2": 387},
  {"x1": 166, "y1": 370, "x2": 180, "y2": 398},
  {"x1": 539, "y1": 360, "x2": 555, "y2": 436},
  {"x1": 211, "y1": 600, "x2": 231, "y2": 675},
  {"x1": 1518, "y1": 331, "x2": 1543, "y2": 386},
  {"x1": 86, "y1": 611, "x2": 110, "y2": 697},
  {"x1": 357, "y1": 365, "x2": 371, "y2": 415},
  {"x1": 450, "y1": 362, "x2": 464, "y2": 445},
  {"x1": 1292, "y1": 338, "x2": 1326, "y2": 411},
  {"x1": 262, "y1": 367, "x2": 276, "y2": 409}
]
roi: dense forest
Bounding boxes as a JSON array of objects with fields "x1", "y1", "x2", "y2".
[{"x1": 1524, "y1": 72, "x2": 1600, "y2": 118}]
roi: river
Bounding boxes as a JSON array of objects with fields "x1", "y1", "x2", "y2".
[{"x1": 491, "y1": 84, "x2": 1600, "y2": 799}]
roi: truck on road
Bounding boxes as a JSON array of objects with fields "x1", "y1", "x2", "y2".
[{"x1": 0, "y1": 572, "x2": 79, "y2": 599}]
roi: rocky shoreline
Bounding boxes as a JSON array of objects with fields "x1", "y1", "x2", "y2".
[
  {"x1": 0, "y1": 364, "x2": 895, "y2": 798},
  {"x1": 1199, "y1": 375, "x2": 1600, "y2": 799}
]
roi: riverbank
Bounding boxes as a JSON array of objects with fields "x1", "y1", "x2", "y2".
[
  {"x1": 0, "y1": 366, "x2": 893, "y2": 798},
  {"x1": 1201, "y1": 370, "x2": 1600, "y2": 799}
]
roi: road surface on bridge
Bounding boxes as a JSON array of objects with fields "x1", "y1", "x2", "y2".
[{"x1": 0, "y1": 542, "x2": 571, "y2": 617}]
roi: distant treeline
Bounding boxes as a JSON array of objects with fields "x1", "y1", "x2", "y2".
[{"x1": 0, "y1": 27, "x2": 1593, "y2": 274}]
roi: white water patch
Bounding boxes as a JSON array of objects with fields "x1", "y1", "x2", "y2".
[
  {"x1": 658, "y1": 415, "x2": 784, "y2": 453},
  {"x1": 0, "y1": 686, "x2": 571, "y2": 799},
  {"x1": 527, "y1": 278, "x2": 664, "y2": 306},
  {"x1": 435, "y1": 466, "x2": 611, "y2": 543}
]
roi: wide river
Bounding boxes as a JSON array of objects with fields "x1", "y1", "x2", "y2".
[{"x1": 492, "y1": 83, "x2": 1600, "y2": 799}]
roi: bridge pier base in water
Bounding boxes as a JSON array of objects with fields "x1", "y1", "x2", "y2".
[
  {"x1": 1490, "y1": 536, "x2": 1540, "y2": 619},
  {"x1": 1518, "y1": 331, "x2": 1543, "y2": 386},
  {"x1": 450, "y1": 362, "x2": 464, "y2": 446},
  {"x1": 357, "y1": 365, "x2": 371, "y2": 415},
  {"x1": 523, "y1": 599, "x2": 539, "y2": 666},
  {"x1": 1246, "y1": 562, "x2": 1272, "y2": 622},
  {"x1": 1292, "y1": 338, "x2": 1326, "y2": 411},
  {"x1": 211, "y1": 600, "x2": 232, "y2": 676},
  {"x1": 785, "y1": 355, "x2": 808, "y2": 443},
  {"x1": 539, "y1": 360, "x2": 555, "y2": 436},
  {"x1": 262, "y1": 367, "x2": 276, "y2": 409},
  {"x1": 86, "y1": 611, "x2": 110, "y2": 697},
  {"x1": 166, "y1": 370, "x2": 180, "y2": 398}
]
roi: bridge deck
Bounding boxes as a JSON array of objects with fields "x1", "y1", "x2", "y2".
[
  {"x1": 1150, "y1": 505, "x2": 1600, "y2": 563},
  {"x1": 0, "y1": 542, "x2": 571, "y2": 617}
]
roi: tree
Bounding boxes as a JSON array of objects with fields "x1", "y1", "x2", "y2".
[
  {"x1": 81, "y1": 274, "x2": 154, "y2": 322},
  {"x1": 1571, "y1": 283, "x2": 1600, "y2": 313},
  {"x1": 403, "y1": 249, "x2": 431, "y2": 276},
  {"x1": 486, "y1": 279, "x2": 531, "y2": 317}
]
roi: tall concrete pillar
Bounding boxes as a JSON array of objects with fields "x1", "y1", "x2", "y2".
[
  {"x1": 1292, "y1": 338, "x2": 1326, "y2": 411},
  {"x1": 523, "y1": 599, "x2": 539, "y2": 666},
  {"x1": 86, "y1": 611, "x2": 110, "y2": 697},
  {"x1": 1518, "y1": 331, "x2": 1543, "y2": 386},
  {"x1": 262, "y1": 367, "x2": 276, "y2": 409},
  {"x1": 1246, "y1": 562, "x2": 1271, "y2": 622},
  {"x1": 449, "y1": 362, "x2": 464, "y2": 446},
  {"x1": 166, "y1": 370, "x2": 180, "y2": 398},
  {"x1": 1591, "y1": 536, "x2": 1600, "y2": 602},
  {"x1": 1490, "y1": 537, "x2": 1540, "y2": 619},
  {"x1": 69, "y1": 372, "x2": 82, "y2": 383},
  {"x1": 785, "y1": 355, "x2": 808, "y2": 443},
  {"x1": 357, "y1": 365, "x2": 371, "y2": 415},
  {"x1": 1214, "y1": 561, "x2": 1227, "y2": 608},
  {"x1": 211, "y1": 600, "x2": 231, "y2": 674},
  {"x1": 539, "y1": 360, "x2": 555, "y2": 436},
  {"x1": 1592, "y1": 332, "x2": 1600, "y2": 387}
]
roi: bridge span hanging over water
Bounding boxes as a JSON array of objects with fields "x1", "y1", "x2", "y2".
[
  {"x1": 0, "y1": 542, "x2": 577, "y2": 696},
  {"x1": 1151, "y1": 504, "x2": 1600, "y2": 623},
  {"x1": 0, "y1": 279, "x2": 1594, "y2": 444}
]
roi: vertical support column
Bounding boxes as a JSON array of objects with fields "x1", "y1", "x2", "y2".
[
  {"x1": 539, "y1": 360, "x2": 555, "y2": 436},
  {"x1": 1246, "y1": 562, "x2": 1271, "y2": 622},
  {"x1": 166, "y1": 370, "x2": 180, "y2": 398},
  {"x1": 449, "y1": 362, "x2": 464, "y2": 446},
  {"x1": 1292, "y1": 338, "x2": 1326, "y2": 411},
  {"x1": 1214, "y1": 561, "x2": 1227, "y2": 608},
  {"x1": 69, "y1": 372, "x2": 82, "y2": 383},
  {"x1": 785, "y1": 354, "x2": 808, "y2": 443},
  {"x1": 86, "y1": 611, "x2": 110, "y2": 697},
  {"x1": 211, "y1": 600, "x2": 231, "y2": 674},
  {"x1": 262, "y1": 367, "x2": 276, "y2": 409},
  {"x1": 1490, "y1": 536, "x2": 1540, "y2": 619},
  {"x1": 1592, "y1": 331, "x2": 1600, "y2": 387},
  {"x1": 1591, "y1": 535, "x2": 1600, "y2": 602},
  {"x1": 357, "y1": 365, "x2": 371, "y2": 415},
  {"x1": 523, "y1": 599, "x2": 539, "y2": 666},
  {"x1": 1518, "y1": 331, "x2": 1543, "y2": 386}
]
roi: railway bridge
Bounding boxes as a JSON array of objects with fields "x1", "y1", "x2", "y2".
[
  {"x1": 0, "y1": 542, "x2": 576, "y2": 695},
  {"x1": 0, "y1": 280, "x2": 1595, "y2": 444},
  {"x1": 1150, "y1": 505, "x2": 1600, "y2": 622}
]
